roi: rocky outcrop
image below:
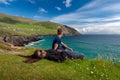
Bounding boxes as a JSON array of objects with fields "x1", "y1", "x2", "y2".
[
  {"x1": 3, "y1": 35, "x2": 41, "y2": 46},
  {"x1": 62, "y1": 25, "x2": 80, "y2": 36}
]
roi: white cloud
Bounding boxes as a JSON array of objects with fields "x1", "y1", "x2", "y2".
[
  {"x1": 51, "y1": 0, "x2": 120, "y2": 34},
  {"x1": 76, "y1": 22, "x2": 120, "y2": 34},
  {"x1": 77, "y1": 0, "x2": 109, "y2": 11},
  {"x1": 63, "y1": 0, "x2": 72, "y2": 8},
  {"x1": 0, "y1": 0, "x2": 14, "y2": 5},
  {"x1": 101, "y1": 3, "x2": 120, "y2": 12},
  {"x1": 0, "y1": 0, "x2": 9, "y2": 4},
  {"x1": 28, "y1": 0, "x2": 35, "y2": 4},
  {"x1": 38, "y1": 8, "x2": 48, "y2": 13},
  {"x1": 34, "y1": 15, "x2": 41, "y2": 19},
  {"x1": 55, "y1": 6, "x2": 61, "y2": 11}
]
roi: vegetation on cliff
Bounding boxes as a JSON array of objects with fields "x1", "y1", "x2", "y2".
[{"x1": 0, "y1": 13, "x2": 80, "y2": 36}]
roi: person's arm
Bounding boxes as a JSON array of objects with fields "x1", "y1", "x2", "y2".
[
  {"x1": 53, "y1": 43, "x2": 58, "y2": 50},
  {"x1": 61, "y1": 42, "x2": 73, "y2": 51},
  {"x1": 53, "y1": 43, "x2": 63, "y2": 52}
]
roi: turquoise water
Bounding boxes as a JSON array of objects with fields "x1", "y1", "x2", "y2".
[{"x1": 26, "y1": 35, "x2": 120, "y2": 62}]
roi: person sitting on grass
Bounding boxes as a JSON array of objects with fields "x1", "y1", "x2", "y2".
[
  {"x1": 52, "y1": 27, "x2": 73, "y2": 52},
  {"x1": 52, "y1": 27, "x2": 84, "y2": 59},
  {"x1": 21, "y1": 49, "x2": 84, "y2": 63}
]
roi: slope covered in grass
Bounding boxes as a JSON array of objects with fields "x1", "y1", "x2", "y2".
[
  {"x1": 0, "y1": 50, "x2": 120, "y2": 80},
  {"x1": 0, "y1": 13, "x2": 80, "y2": 36}
]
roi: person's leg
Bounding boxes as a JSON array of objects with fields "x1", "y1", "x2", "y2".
[{"x1": 65, "y1": 50, "x2": 84, "y2": 60}]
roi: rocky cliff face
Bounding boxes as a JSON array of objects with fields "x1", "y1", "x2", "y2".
[
  {"x1": 61, "y1": 25, "x2": 80, "y2": 36},
  {"x1": 3, "y1": 35, "x2": 41, "y2": 46}
]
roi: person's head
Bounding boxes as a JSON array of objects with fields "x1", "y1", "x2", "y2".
[
  {"x1": 22, "y1": 50, "x2": 47, "y2": 63},
  {"x1": 32, "y1": 50, "x2": 47, "y2": 59},
  {"x1": 57, "y1": 27, "x2": 64, "y2": 37}
]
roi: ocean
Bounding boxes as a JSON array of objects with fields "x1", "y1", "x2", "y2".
[{"x1": 25, "y1": 35, "x2": 120, "y2": 62}]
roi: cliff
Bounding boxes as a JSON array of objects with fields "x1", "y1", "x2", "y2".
[{"x1": 0, "y1": 13, "x2": 80, "y2": 46}]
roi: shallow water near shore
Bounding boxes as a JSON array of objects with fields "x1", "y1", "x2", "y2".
[{"x1": 26, "y1": 35, "x2": 120, "y2": 62}]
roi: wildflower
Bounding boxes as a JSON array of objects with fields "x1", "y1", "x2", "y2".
[
  {"x1": 90, "y1": 71, "x2": 94, "y2": 74},
  {"x1": 100, "y1": 73, "x2": 104, "y2": 77},
  {"x1": 93, "y1": 66, "x2": 96, "y2": 69},
  {"x1": 86, "y1": 67, "x2": 89, "y2": 70}
]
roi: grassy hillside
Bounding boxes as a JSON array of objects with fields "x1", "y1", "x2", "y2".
[
  {"x1": 0, "y1": 41, "x2": 120, "y2": 80},
  {"x1": 0, "y1": 13, "x2": 80, "y2": 36},
  {"x1": 0, "y1": 50, "x2": 120, "y2": 80}
]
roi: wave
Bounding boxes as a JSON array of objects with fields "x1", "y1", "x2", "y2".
[{"x1": 25, "y1": 39, "x2": 45, "y2": 47}]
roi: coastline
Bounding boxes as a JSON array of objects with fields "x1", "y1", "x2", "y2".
[
  {"x1": 2, "y1": 35, "x2": 42, "y2": 46},
  {"x1": 25, "y1": 39, "x2": 45, "y2": 47},
  {"x1": 2, "y1": 33, "x2": 80, "y2": 47}
]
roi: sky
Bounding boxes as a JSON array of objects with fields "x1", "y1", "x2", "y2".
[{"x1": 0, "y1": 0, "x2": 120, "y2": 34}]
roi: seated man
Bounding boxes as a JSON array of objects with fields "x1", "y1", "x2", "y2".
[
  {"x1": 52, "y1": 27, "x2": 84, "y2": 59},
  {"x1": 52, "y1": 27, "x2": 73, "y2": 52}
]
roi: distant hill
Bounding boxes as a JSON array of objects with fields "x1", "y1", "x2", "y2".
[{"x1": 0, "y1": 13, "x2": 80, "y2": 36}]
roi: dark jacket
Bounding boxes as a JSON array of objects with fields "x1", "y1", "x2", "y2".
[{"x1": 45, "y1": 49, "x2": 69, "y2": 62}]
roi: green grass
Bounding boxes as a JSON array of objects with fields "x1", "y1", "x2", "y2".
[
  {"x1": 0, "y1": 15, "x2": 58, "y2": 36},
  {"x1": 0, "y1": 49, "x2": 120, "y2": 80},
  {"x1": 0, "y1": 13, "x2": 67, "y2": 36},
  {"x1": 0, "y1": 13, "x2": 80, "y2": 36},
  {"x1": 0, "y1": 22, "x2": 58, "y2": 36}
]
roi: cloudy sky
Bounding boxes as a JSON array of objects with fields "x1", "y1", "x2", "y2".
[{"x1": 0, "y1": 0, "x2": 120, "y2": 34}]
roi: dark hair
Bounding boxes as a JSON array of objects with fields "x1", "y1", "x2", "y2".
[
  {"x1": 19, "y1": 50, "x2": 43, "y2": 63},
  {"x1": 57, "y1": 28, "x2": 63, "y2": 35},
  {"x1": 31, "y1": 50, "x2": 42, "y2": 59}
]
